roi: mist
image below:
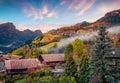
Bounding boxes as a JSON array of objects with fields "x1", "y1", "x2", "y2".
[
  {"x1": 48, "y1": 32, "x2": 98, "y2": 53},
  {"x1": 107, "y1": 26, "x2": 120, "y2": 34},
  {"x1": 48, "y1": 26, "x2": 120, "y2": 53}
]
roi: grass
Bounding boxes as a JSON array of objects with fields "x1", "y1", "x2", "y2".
[
  {"x1": 39, "y1": 42, "x2": 59, "y2": 53},
  {"x1": 12, "y1": 47, "x2": 24, "y2": 56},
  {"x1": 40, "y1": 33, "x2": 55, "y2": 43},
  {"x1": 14, "y1": 78, "x2": 26, "y2": 83}
]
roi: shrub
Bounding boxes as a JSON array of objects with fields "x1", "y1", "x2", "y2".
[{"x1": 0, "y1": 73, "x2": 5, "y2": 81}]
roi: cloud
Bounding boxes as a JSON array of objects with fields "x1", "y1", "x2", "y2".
[
  {"x1": 97, "y1": 0, "x2": 120, "y2": 15},
  {"x1": 23, "y1": 4, "x2": 44, "y2": 20},
  {"x1": 42, "y1": 5, "x2": 48, "y2": 14},
  {"x1": 23, "y1": 3, "x2": 50, "y2": 20},
  {"x1": 47, "y1": 6, "x2": 57, "y2": 18},
  {"x1": 60, "y1": 0, "x2": 66, "y2": 5},
  {"x1": 67, "y1": 0, "x2": 86, "y2": 10},
  {"x1": 15, "y1": 23, "x2": 68, "y2": 33},
  {"x1": 67, "y1": 2, "x2": 75, "y2": 10},
  {"x1": 23, "y1": 3, "x2": 58, "y2": 20},
  {"x1": 47, "y1": 10, "x2": 56, "y2": 17},
  {"x1": 87, "y1": 0, "x2": 120, "y2": 22},
  {"x1": 77, "y1": 0, "x2": 96, "y2": 16},
  {"x1": 74, "y1": 0, "x2": 86, "y2": 10}
]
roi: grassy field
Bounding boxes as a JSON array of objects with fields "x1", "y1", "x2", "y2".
[
  {"x1": 39, "y1": 42, "x2": 59, "y2": 53},
  {"x1": 12, "y1": 47, "x2": 24, "y2": 56},
  {"x1": 40, "y1": 33, "x2": 55, "y2": 43},
  {"x1": 14, "y1": 78, "x2": 26, "y2": 83}
]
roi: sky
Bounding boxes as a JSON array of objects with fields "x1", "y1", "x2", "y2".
[{"x1": 0, "y1": 0, "x2": 120, "y2": 33}]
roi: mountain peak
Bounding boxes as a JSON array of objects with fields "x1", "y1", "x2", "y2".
[
  {"x1": 96, "y1": 9, "x2": 120, "y2": 25},
  {"x1": 23, "y1": 29, "x2": 33, "y2": 33},
  {"x1": 0, "y1": 22, "x2": 42, "y2": 53},
  {"x1": 75, "y1": 21, "x2": 89, "y2": 27},
  {"x1": 0, "y1": 22, "x2": 16, "y2": 30}
]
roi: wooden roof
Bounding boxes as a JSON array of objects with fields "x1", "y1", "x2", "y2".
[
  {"x1": 2, "y1": 55, "x2": 23, "y2": 60},
  {"x1": 5, "y1": 59, "x2": 42, "y2": 70},
  {"x1": 41, "y1": 54, "x2": 64, "y2": 62}
]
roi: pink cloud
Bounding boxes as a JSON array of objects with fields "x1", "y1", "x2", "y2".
[
  {"x1": 67, "y1": 0, "x2": 86, "y2": 10},
  {"x1": 42, "y1": 5, "x2": 48, "y2": 14},
  {"x1": 23, "y1": 4, "x2": 43, "y2": 20},
  {"x1": 67, "y1": 2, "x2": 75, "y2": 10},
  {"x1": 77, "y1": 0, "x2": 96, "y2": 16},
  {"x1": 74, "y1": 0, "x2": 86, "y2": 10},
  {"x1": 60, "y1": 0, "x2": 67, "y2": 5},
  {"x1": 15, "y1": 23, "x2": 67, "y2": 33},
  {"x1": 47, "y1": 6, "x2": 57, "y2": 18},
  {"x1": 23, "y1": 3, "x2": 50, "y2": 20},
  {"x1": 47, "y1": 10, "x2": 56, "y2": 17},
  {"x1": 98, "y1": 0, "x2": 120, "y2": 14}
]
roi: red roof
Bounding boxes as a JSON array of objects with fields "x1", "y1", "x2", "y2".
[
  {"x1": 2, "y1": 55, "x2": 23, "y2": 60},
  {"x1": 5, "y1": 59, "x2": 42, "y2": 70},
  {"x1": 41, "y1": 54, "x2": 64, "y2": 62}
]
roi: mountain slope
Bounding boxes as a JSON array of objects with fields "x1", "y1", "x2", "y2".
[
  {"x1": 11, "y1": 9, "x2": 120, "y2": 55},
  {"x1": 96, "y1": 9, "x2": 120, "y2": 25},
  {"x1": 50, "y1": 9, "x2": 120, "y2": 35},
  {"x1": 0, "y1": 22, "x2": 42, "y2": 53}
]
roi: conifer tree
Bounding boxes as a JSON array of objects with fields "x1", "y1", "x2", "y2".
[
  {"x1": 64, "y1": 44, "x2": 77, "y2": 78},
  {"x1": 92, "y1": 26, "x2": 119, "y2": 83},
  {"x1": 77, "y1": 50, "x2": 91, "y2": 83}
]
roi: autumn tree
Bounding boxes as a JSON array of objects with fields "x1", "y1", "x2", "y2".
[
  {"x1": 23, "y1": 45, "x2": 31, "y2": 58},
  {"x1": 72, "y1": 38, "x2": 84, "y2": 62},
  {"x1": 31, "y1": 45, "x2": 39, "y2": 58},
  {"x1": 64, "y1": 44, "x2": 73, "y2": 60}
]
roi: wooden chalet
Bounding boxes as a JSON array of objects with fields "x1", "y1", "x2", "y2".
[
  {"x1": 40, "y1": 54, "x2": 65, "y2": 68},
  {"x1": 0, "y1": 55, "x2": 24, "y2": 73},
  {"x1": 5, "y1": 59, "x2": 43, "y2": 75}
]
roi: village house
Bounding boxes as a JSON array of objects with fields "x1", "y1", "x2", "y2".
[
  {"x1": 40, "y1": 54, "x2": 65, "y2": 68},
  {"x1": 5, "y1": 58, "x2": 43, "y2": 76},
  {"x1": 0, "y1": 55, "x2": 24, "y2": 72}
]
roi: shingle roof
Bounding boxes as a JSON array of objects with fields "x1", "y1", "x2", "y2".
[
  {"x1": 41, "y1": 54, "x2": 64, "y2": 62},
  {"x1": 2, "y1": 55, "x2": 23, "y2": 60},
  {"x1": 5, "y1": 59, "x2": 42, "y2": 70}
]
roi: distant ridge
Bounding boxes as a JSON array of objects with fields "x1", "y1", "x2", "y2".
[{"x1": 0, "y1": 22, "x2": 42, "y2": 53}]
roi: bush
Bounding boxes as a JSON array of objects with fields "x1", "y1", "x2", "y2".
[
  {"x1": 0, "y1": 73, "x2": 5, "y2": 81},
  {"x1": 40, "y1": 76, "x2": 53, "y2": 81},
  {"x1": 13, "y1": 74, "x2": 24, "y2": 81},
  {"x1": 59, "y1": 76, "x2": 76, "y2": 83},
  {"x1": 48, "y1": 76, "x2": 77, "y2": 83}
]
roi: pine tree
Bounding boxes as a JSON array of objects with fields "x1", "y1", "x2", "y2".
[
  {"x1": 77, "y1": 50, "x2": 91, "y2": 83},
  {"x1": 92, "y1": 26, "x2": 119, "y2": 83},
  {"x1": 64, "y1": 44, "x2": 77, "y2": 78}
]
